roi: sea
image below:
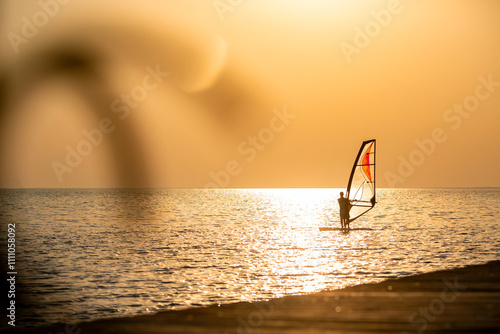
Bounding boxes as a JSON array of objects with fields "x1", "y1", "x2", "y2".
[{"x1": 0, "y1": 188, "x2": 499, "y2": 329}]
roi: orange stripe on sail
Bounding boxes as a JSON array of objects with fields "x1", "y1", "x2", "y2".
[{"x1": 362, "y1": 142, "x2": 373, "y2": 181}]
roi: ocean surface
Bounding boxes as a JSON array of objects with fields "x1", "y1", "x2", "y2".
[{"x1": 0, "y1": 188, "x2": 499, "y2": 329}]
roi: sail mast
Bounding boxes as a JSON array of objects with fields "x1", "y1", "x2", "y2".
[
  {"x1": 373, "y1": 140, "x2": 376, "y2": 205},
  {"x1": 346, "y1": 140, "x2": 368, "y2": 199}
]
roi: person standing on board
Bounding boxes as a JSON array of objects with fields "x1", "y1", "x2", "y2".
[{"x1": 338, "y1": 192, "x2": 351, "y2": 229}]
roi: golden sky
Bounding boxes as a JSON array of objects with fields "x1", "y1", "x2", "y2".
[{"x1": 1, "y1": 0, "x2": 499, "y2": 188}]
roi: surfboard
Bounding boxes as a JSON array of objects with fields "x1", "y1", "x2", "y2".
[{"x1": 319, "y1": 227, "x2": 375, "y2": 231}]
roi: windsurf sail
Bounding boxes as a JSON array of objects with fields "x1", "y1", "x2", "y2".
[{"x1": 346, "y1": 139, "x2": 376, "y2": 222}]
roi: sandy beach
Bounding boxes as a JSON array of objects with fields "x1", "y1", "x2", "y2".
[{"x1": 14, "y1": 260, "x2": 500, "y2": 334}]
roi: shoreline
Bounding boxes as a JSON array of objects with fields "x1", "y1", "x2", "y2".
[{"x1": 14, "y1": 260, "x2": 500, "y2": 333}]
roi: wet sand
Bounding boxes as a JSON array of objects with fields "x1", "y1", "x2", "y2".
[{"x1": 15, "y1": 261, "x2": 500, "y2": 334}]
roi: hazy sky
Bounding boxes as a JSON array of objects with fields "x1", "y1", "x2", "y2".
[{"x1": 1, "y1": 0, "x2": 499, "y2": 188}]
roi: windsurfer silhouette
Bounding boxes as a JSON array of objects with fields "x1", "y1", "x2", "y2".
[{"x1": 338, "y1": 192, "x2": 351, "y2": 229}]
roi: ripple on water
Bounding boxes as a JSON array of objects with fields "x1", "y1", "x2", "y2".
[{"x1": 1, "y1": 188, "x2": 499, "y2": 328}]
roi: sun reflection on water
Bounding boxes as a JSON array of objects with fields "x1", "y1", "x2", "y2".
[{"x1": 228, "y1": 188, "x2": 379, "y2": 297}]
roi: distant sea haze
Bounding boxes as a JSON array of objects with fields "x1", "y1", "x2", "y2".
[{"x1": 1, "y1": 188, "x2": 498, "y2": 329}]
